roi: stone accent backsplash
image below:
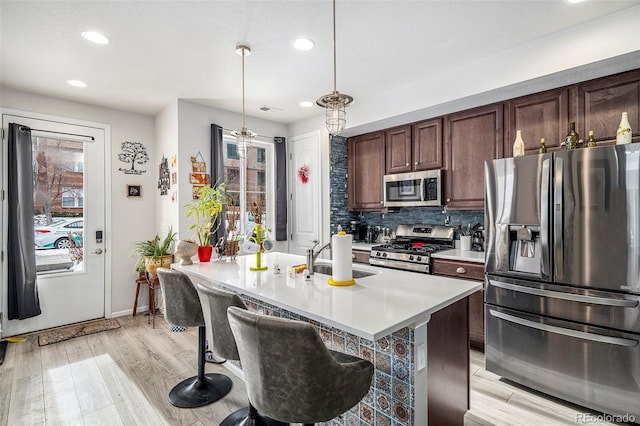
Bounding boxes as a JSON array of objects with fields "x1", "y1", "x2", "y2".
[{"x1": 329, "y1": 135, "x2": 484, "y2": 238}]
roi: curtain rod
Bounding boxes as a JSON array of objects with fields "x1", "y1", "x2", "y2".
[{"x1": 19, "y1": 125, "x2": 95, "y2": 141}]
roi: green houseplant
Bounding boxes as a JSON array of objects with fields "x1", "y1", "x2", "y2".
[
  {"x1": 131, "y1": 227, "x2": 177, "y2": 277},
  {"x1": 184, "y1": 181, "x2": 232, "y2": 262}
]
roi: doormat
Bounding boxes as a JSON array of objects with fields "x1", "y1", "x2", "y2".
[{"x1": 38, "y1": 318, "x2": 120, "y2": 346}]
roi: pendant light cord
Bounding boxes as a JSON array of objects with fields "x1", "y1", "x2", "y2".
[
  {"x1": 332, "y1": 0, "x2": 337, "y2": 93},
  {"x1": 241, "y1": 47, "x2": 246, "y2": 129}
]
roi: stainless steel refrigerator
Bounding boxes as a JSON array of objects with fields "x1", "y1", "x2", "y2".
[{"x1": 484, "y1": 144, "x2": 640, "y2": 419}]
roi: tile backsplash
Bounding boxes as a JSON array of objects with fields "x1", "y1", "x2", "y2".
[{"x1": 329, "y1": 136, "x2": 484, "y2": 238}]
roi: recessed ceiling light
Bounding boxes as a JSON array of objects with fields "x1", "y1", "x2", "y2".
[
  {"x1": 294, "y1": 38, "x2": 315, "y2": 51},
  {"x1": 67, "y1": 80, "x2": 87, "y2": 88},
  {"x1": 81, "y1": 31, "x2": 110, "y2": 45},
  {"x1": 300, "y1": 101, "x2": 314, "y2": 108}
]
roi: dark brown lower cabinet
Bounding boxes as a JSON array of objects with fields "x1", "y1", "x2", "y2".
[
  {"x1": 352, "y1": 249, "x2": 370, "y2": 264},
  {"x1": 432, "y1": 258, "x2": 485, "y2": 351},
  {"x1": 427, "y1": 296, "x2": 469, "y2": 425}
]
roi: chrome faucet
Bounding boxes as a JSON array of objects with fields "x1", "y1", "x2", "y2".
[{"x1": 306, "y1": 240, "x2": 331, "y2": 275}]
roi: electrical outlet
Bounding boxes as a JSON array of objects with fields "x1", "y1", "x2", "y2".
[{"x1": 417, "y1": 343, "x2": 426, "y2": 370}]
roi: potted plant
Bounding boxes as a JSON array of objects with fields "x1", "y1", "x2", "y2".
[
  {"x1": 184, "y1": 181, "x2": 232, "y2": 262},
  {"x1": 131, "y1": 227, "x2": 177, "y2": 277}
]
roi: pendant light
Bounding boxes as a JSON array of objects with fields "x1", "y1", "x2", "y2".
[
  {"x1": 231, "y1": 45, "x2": 256, "y2": 158},
  {"x1": 316, "y1": 0, "x2": 353, "y2": 136}
]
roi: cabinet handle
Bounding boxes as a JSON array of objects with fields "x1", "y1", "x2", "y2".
[
  {"x1": 406, "y1": 162, "x2": 409, "y2": 166},
  {"x1": 352, "y1": 254, "x2": 356, "y2": 259},
  {"x1": 456, "y1": 267, "x2": 467, "y2": 274},
  {"x1": 381, "y1": 201, "x2": 384, "y2": 204},
  {"x1": 415, "y1": 161, "x2": 418, "y2": 165},
  {"x1": 447, "y1": 198, "x2": 451, "y2": 202}
]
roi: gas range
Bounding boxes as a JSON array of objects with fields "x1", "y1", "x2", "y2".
[{"x1": 369, "y1": 224, "x2": 455, "y2": 274}]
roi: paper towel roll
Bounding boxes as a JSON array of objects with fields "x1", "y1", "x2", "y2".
[{"x1": 331, "y1": 232, "x2": 353, "y2": 282}]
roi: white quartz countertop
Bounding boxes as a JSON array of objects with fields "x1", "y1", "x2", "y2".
[
  {"x1": 431, "y1": 249, "x2": 485, "y2": 263},
  {"x1": 173, "y1": 252, "x2": 482, "y2": 341}
]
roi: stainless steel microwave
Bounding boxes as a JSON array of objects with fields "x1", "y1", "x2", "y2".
[{"x1": 383, "y1": 170, "x2": 442, "y2": 207}]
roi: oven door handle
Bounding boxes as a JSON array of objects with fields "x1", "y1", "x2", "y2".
[
  {"x1": 489, "y1": 279, "x2": 639, "y2": 308},
  {"x1": 489, "y1": 309, "x2": 638, "y2": 347}
]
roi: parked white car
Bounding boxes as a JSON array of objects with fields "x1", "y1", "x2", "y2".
[{"x1": 34, "y1": 218, "x2": 84, "y2": 249}]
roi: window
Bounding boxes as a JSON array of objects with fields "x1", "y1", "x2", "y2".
[
  {"x1": 223, "y1": 136, "x2": 274, "y2": 237},
  {"x1": 61, "y1": 187, "x2": 84, "y2": 208},
  {"x1": 227, "y1": 143, "x2": 239, "y2": 160},
  {"x1": 257, "y1": 147, "x2": 266, "y2": 163}
]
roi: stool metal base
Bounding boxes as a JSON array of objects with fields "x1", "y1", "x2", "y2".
[
  {"x1": 168, "y1": 373, "x2": 232, "y2": 408},
  {"x1": 221, "y1": 406, "x2": 288, "y2": 426}
]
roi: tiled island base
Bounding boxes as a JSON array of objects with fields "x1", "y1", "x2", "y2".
[{"x1": 241, "y1": 296, "x2": 416, "y2": 426}]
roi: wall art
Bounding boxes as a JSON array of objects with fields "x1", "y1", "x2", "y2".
[
  {"x1": 158, "y1": 156, "x2": 170, "y2": 195},
  {"x1": 127, "y1": 184, "x2": 142, "y2": 197},
  {"x1": 189, "y1": 173, "x2": 209, "y2": 185},
  {"x1": 118, "y1": 141, "x2": 149, "y2": 175}
]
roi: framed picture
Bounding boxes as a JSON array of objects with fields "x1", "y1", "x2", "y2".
[
  {"x1": 189, "y1": 173, "x2": 209, "y2": 185},
  {"x1": 127, "y1": 184, "x2": 142, "y2": 197},
  {"x1": 192, "y1": 185, "x2": 205, "y2": 200}
]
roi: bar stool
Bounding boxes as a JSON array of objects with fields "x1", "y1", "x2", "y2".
[
  {"x1": 156, "y1": 268, "x2": 232, "y2": 408},
  {"x1": 196, "y1": 284, "x2": 286, "y2": 426},
  {"x1": 227, "y1": 307, "x2": 374, "y2": 425}
]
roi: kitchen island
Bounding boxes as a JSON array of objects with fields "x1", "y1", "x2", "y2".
[{"x1": 174, "y1": 252, "x2": 481, "y2": 425}]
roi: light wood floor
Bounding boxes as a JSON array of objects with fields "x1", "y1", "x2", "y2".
[{"x1": 0, "y1": 314, "x2": 634, "y2": 426}]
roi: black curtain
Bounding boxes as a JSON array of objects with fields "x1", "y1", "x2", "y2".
[
  {"x1": 210, "y1": 124, "x2": 226, "y2": 244},
  {"x1": 7, "y1": 123, "x2": 41, "y2": 320},
  {"x1": 274, "y1": 137, "x2": 287, "y2": 241}
]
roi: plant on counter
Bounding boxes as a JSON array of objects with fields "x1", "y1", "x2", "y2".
[{"x1": 184, "y1": 180, "x2": 232, "y2": 262}]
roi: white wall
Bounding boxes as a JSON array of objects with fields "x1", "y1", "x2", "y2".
[
  {"x1": 175, "y1": 100, "x2": 288, "y2": 246},
  {"x1": 155, "y1": 100, "x2": 180, "y2": 237},
  {"x1": 338, "y1": 5, "x2": 640, "y2": 136},
  {"x1": 0, "y1": 87, "x2": 156, "y2": 316}
]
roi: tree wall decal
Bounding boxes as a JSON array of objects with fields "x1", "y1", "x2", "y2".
[{"x1": 118, "y1": 141, "x2": 148, "y2": 174}]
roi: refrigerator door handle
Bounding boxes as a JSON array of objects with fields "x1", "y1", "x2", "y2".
[
  {"x1": 489, "y1": 279, "x2": 639, "y2": 308},
  {"x1": 540, "y1": 158, "x2": 551, "y2": 280},
  {"x1": 554, "y1": 157, "x2": 564, "y2": 280},
  {"x1": 489, "y1": 309, "x2": 639, "y2": 347}
]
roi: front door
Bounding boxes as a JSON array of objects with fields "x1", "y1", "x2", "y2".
[{"x1": 1, "y1": 113, "x2": 107, "y2": 336}]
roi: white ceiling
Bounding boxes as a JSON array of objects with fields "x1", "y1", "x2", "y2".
[{"x1": 1, "y1": 0, "x2": 639, "y2": 127}]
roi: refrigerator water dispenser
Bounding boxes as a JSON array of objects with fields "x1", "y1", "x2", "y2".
[{"x1": 509, "y1": 226, "x2": 541, "y2": 274}]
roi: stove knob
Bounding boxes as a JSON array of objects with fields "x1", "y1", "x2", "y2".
[
  {"x1": 383, "y1": 253, "x2": 387, "y2": 258},
  {"x1": 409, "y1": 255, "x2": 414, "y2": 261},
  {"x1": 376, "y1": 252, "x2": 381, "y2": 257},
  {"x1": 417, "y1": 256, "x2": 422, "y2": 262}
]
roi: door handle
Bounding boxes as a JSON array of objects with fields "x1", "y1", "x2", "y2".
[
  {"x1": 489, "y1": 309, "x2": 638, "y2": 347},
  {"x1": 489, "y1": 279, "x2": 639, "y2": 308},
  {"x1": 92, "y1": 248, "x2": 103, "y2": 254}
]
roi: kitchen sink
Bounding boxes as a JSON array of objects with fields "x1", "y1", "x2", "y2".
[{"x1": 312, "y1": 263, "x2": 377, "y2": 278}]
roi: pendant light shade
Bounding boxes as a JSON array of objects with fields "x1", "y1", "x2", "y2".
[
  {"x1": 316, "y1": 0, "x2": 353, "y2": 136},
  {"x1": 231, "y1": 45, "x2": 256, "y2": 158}
]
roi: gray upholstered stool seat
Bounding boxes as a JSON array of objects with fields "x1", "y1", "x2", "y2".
[
  {"x1": 227, "y1": 307, "x2": 374, "y2": 425},
  {"x1": 196, "y1": 284, "x2": 286, "y2": 426},
  {"x1": 156, "y1": 268, "x2": 232, "y2": 408}
]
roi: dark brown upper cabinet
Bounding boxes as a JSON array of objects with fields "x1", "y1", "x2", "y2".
[
  {"x1": 413, "y1": 118, "x2": 443, "y2": 170},
  {"x1": 347, "y1": 131, "x2": 386, "y2": 211},
  {"x1": 505, "y1": 87, "x2": 572, "y2": 155},
  {"x1": 385, "y1": 125, "x2": 412, "y2": 174},
  {"x1": 444, "y1": 104, "x2": 504, "y2": 210},
  {"x1": 578, "y1": 68, "x2": 640, "y2": 145}
]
